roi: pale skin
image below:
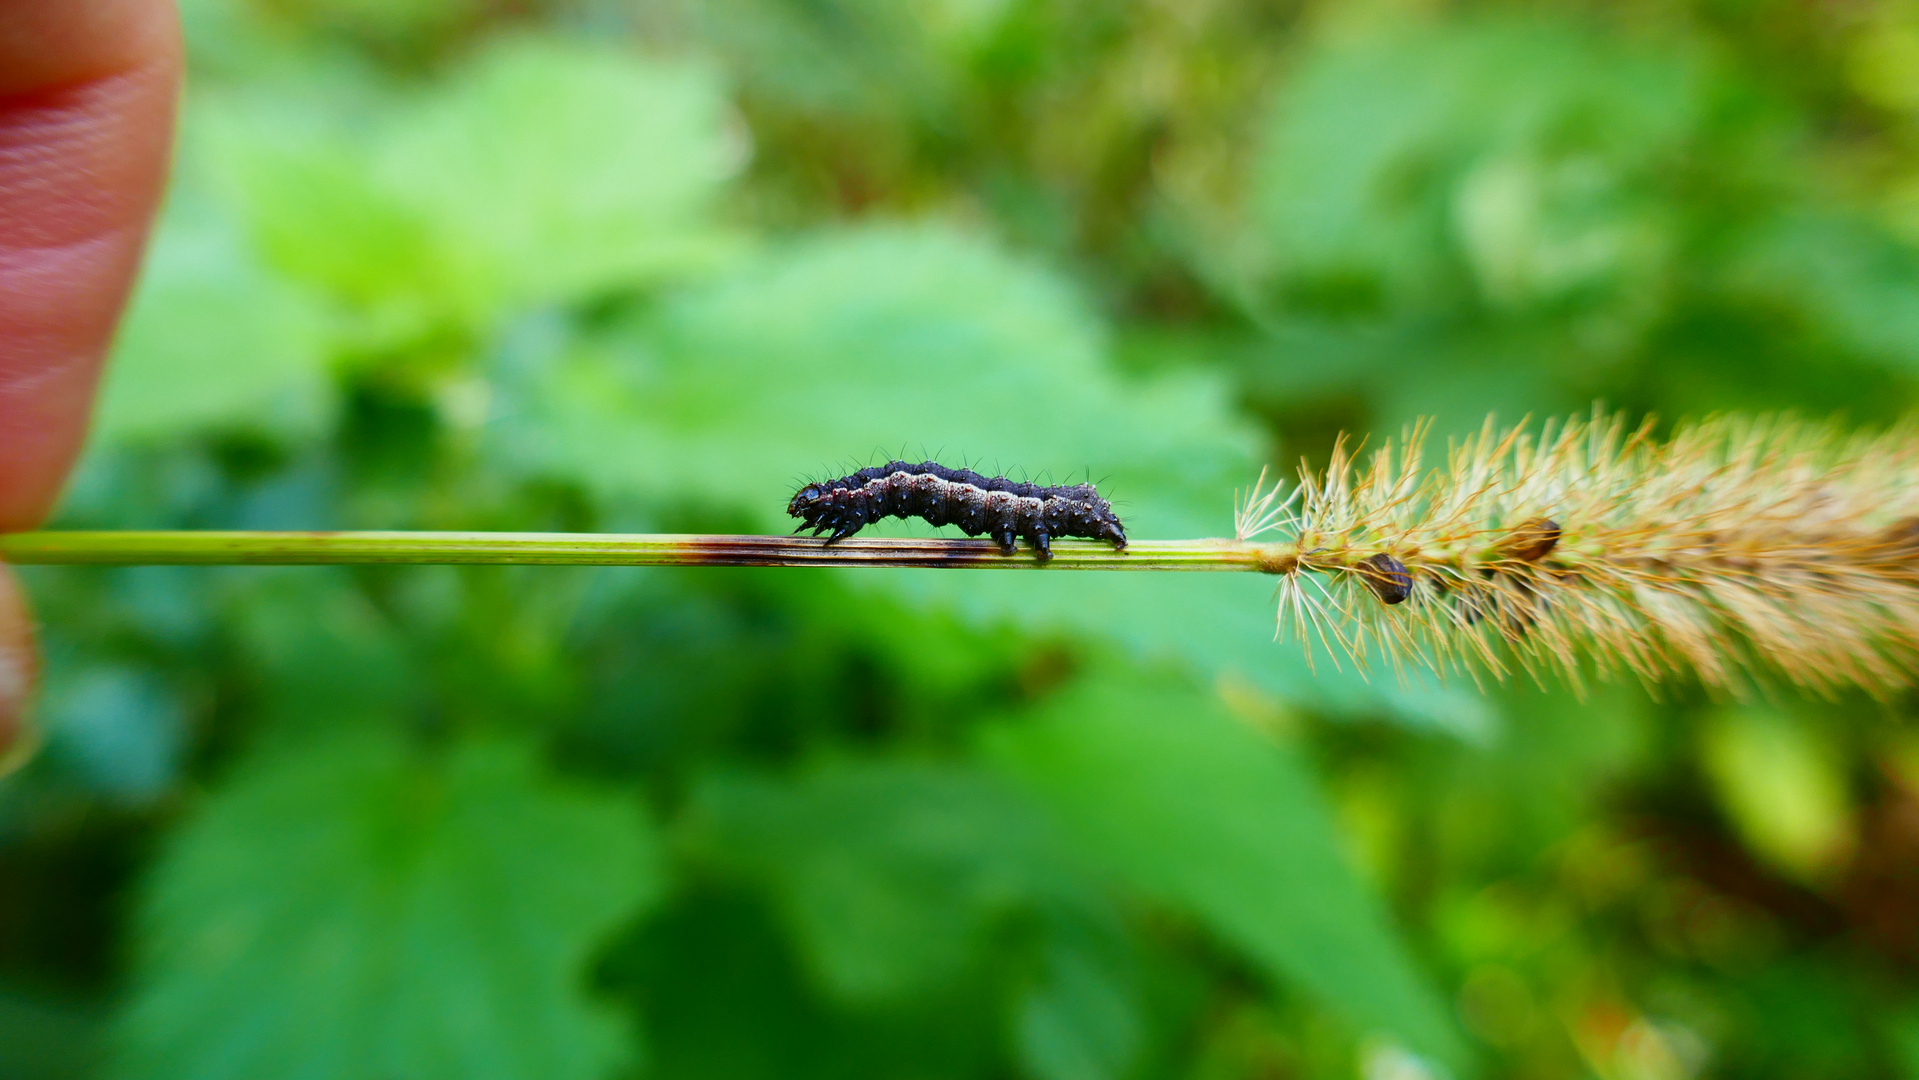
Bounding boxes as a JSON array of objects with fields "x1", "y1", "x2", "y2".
[{"x1": 0, "y1": 0, "x2": 181, "y2": 755}]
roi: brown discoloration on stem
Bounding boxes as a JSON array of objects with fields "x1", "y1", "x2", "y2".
[
  {"x1": 680, "y1": 535, "x2": 1029, "y2": 568},
  {"x1": 1250, "y1": 547, "x2": 1299, "y2": 575}
]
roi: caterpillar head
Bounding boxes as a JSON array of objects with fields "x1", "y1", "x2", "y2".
[{"x1": 787, "y1": 484, "x2": 826, "y2": 521}]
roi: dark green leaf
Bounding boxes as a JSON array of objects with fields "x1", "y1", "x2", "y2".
[
  {"x1": 115, "y1": 731, "x2": 663, "y2": 1080},
  {"x1": 1247, "y1": 17, "x2": 1700, "y2": 320},
  {"x1": 36, "y1": 666, "x2": 185, "y2": 806},
  {"x1": 1726, "y1": 210, "x2": 1919, "y2": 372},
  {"x1": 1013, "y1": 917, "x2": 1146, "y2": 1080},
  {"x1": 981, "y1": 673, "x2": 1468, "y2": 1071},
  {"x1": 683, "y1": 758, "x2": 1077, "y2": 1004}
]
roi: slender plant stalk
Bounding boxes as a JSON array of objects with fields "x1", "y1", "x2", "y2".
[
  {"x1": 0, "y1": 531, "x2": 1289, "y2": 572},
  {"x1": 9, "y1": 411, "x2": 1918, "y2": 697}
]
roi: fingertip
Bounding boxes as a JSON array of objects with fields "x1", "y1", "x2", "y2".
[
  {"x1": 0, "y1": 1, "x2": 183, "y2": 99},
  {"x1": 0, "y1": 1, "x2": 182, "y2": 529}
]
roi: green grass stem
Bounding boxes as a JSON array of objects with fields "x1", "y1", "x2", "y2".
[{"x1": 0, "y1": 531, "x2": 1293, "y2": 572}]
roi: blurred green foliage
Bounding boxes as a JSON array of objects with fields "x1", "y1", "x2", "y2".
[{"x1": 6, "y1": 1, "x2": 1919, "y2": 1077}]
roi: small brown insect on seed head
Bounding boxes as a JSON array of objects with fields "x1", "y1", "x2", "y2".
[
  {"x1": 1883, "y1": 517, "x2": 1919, "y2": 555},
  {"x1": 1357, "y1": 553, "x2": 1413, "y2": 605},
  {"x1": 1501, "y1": 518, "x2": 1561, "y2": 563}
]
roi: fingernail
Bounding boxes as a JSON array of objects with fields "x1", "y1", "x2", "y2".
[{"x1": 0, "y1": 566, "x2": 40, "y2": 778}]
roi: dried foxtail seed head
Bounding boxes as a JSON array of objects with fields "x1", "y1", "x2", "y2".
[{"x1": 1233, "y1": 411, "x2": 1919, "y2": 696}]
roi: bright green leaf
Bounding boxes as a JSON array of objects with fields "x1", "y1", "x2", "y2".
[
  {"x1": 378, "y1": 39, "x2": 747, "y2": 308},
  {"x1": 1700, "y1": 707, "x2": 1856, "y2": 884},
  {"x1": 115, "y1": 731, "x2": 663, "y2": 1080},
  {"x1": 209, "y1": 38, "x2": 743, "y2": 347},
  {"x1": 96, "y1": 205, "x2": 331, "y2": 443},
  {"x1": 210, "y1": 104, "x2": 461, "y2": 347}
]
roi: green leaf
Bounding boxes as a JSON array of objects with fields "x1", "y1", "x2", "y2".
[
  {"x1": 614, "y1": 894, "x2": 1009, "y2": 1080},
  {"x1": 980, "y1": 672, "x2": 1468, "y2": 1071},
  {"x1": 683, "y1": 758, "x2": 1078, "y2": 1005},
  {"x1": 377, "y1": 38, "x2": 746, "y2": 309},
  {"x1": 222, "y1": 570, "x2": 414, "y2": 733},
  {"x1": 0, "y1": 987, "x2": 105, "y2": 1080},
  {"x1": 177, "y1": 0, "x2": 332, "y2": 82},
  {"x1": 682, "y1": 757, "x2": 1152, "y2": 1079},
  {"x1": 115, "y1": 731, "x2": 663, "y2": 1080},
  {"x1": 1700, "y1": 707, "x2": 1856, "y2": 884},
  {"x1": 1245, "y1": 17, "x2": 1700, "y2": 319},
  {"x1": 36, "y1": 665, "x2": 185, "y2": 806},
  {"x1": 678, "y1": 0, "x2": 1013, "y2": 122},
  {"x1": 1726, "y1": 210, "x2": 1919, "y2": 372},
  {"x1": 1013, "y1": 918, "x2": 1146, "y2": 1080},
  {"x1": 210, "y1": 38, "x2": 743, "y2": 346},
  {"x1": 504, "y1": 222, "x2": 1257, "y2": 528},
  {"x1": 1888, "y1": 1001, "x2": 1919, "y2": 1080},
  {"x1": 494, "y1": 223, "x2": 1489, "y2": 731},
  {"x1": 95, "y1": 204, "x2": 331, "y2": 443},
  {"x1": 209, "y1": 101, "x2": 461, "y2": 347}
]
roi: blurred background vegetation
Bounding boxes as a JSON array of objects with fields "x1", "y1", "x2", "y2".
[{"x1": 6, "y1": 0, "x2": 1919, "y2": 1076}]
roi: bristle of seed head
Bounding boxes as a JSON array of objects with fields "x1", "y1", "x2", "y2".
[{"x1": 1235, "y1": 410, "x2": 1919, "y2": 697}]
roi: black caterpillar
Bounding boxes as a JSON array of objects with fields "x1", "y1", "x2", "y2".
[{"x1": 788, "y1": 461, "x2": 1127, "y2": 559}]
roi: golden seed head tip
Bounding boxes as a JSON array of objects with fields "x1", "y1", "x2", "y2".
[{"x1": 1243, "y1": 411, "x2": 1919, "y2": 696}]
